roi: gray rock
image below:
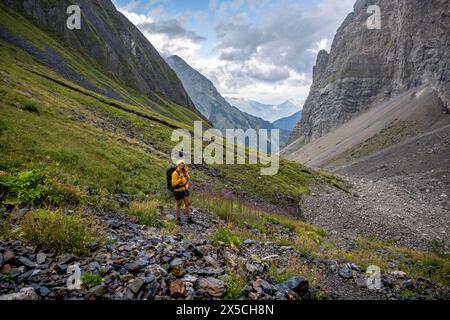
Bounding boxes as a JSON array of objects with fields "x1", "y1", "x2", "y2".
[
  {"x1": 124, "y1": 262, "x2": 143, "y2": 273},
  {"x1": 3, "y1": 250, "x2": 15, "y2": 264},
  {"x1": 145, "y1": 281, "x2": 160, "y2": 300},
  {"x1": 140, "y1": 275, "x2": 154, "y2": 285},
  {"x1": 182, "y1": 274, "x2": 198, "y2": 283},
  {"x1": 18, "y1": 256, "x2": 36, "y2": 269},
  {"x1": 108, "y1": 220, "x2": 121, "y2": 229},
  {"x1": 246, "y1": 263, "x2": 259, "y2": 274},
  {"x1": 13, "y1": 208, "x2": 29, "y2": 220},
  {"x1": 36, "y1": 253, "x2": 46, "y2": 265},
  {"x1": 56, "y1": 254, "x2": 76, "y2": 265},
  {"x1": 86, "y1": 285, "x2": 107, "y2": 300},
  {"x1": 339, "y1": 267, "x2": 353, "y2": 280},
  {"x1": 38, "y1": 286, "x2": 50, "y2": 297},
  {"x1": 145, "y1": 264, "x2": 167, "y2": 277},
  {"x1": 204, "y1": 256, "x2": 219, "y2": 268},
  {"x1": 128, "y1": 277, "x2": 145, "y2": 294},
  {"x1": 261, "y1": 281, "x2": 277, "y2": 295},
  {"x1": 0, "y1": 287, "x2": 38, "y2": 300},
  {"x1": 400, "y1": 279, "x2": 415, "y2": 291},
  {"x1": 0, "y1": 252, "x2": 3, "y2": 268}
]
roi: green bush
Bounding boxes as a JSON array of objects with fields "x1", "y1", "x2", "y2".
[
  {"x1": 21, "y1": 101, "x2": 40, "y2": 114},
  {"x1": 20, "y1": 210, "x2": 102, "y2": 255},
  {"x1": 224, "y1": 272, "x2": 247, "y2": 300},
  {"x1": 0, "y1": 170, "x2": 84, "y2": 206},
  {"x1": 212, "y1": 228, "x2": 241, "y2": 249},
  {"x1": 82, "y1": 272, "x2": 103, "y2": 288}
]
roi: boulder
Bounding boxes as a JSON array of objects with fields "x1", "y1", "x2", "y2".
[
  {"x1": 86, "y1": 285, "x2": 107, "y2": 300},
  {"x1": 128, "y1": 277, "x2": 146, "y2": 294},
  {"x1": 3, "y1": 250, "x2": 15, "y2": 264},
  {"x1": 197, "y1": 278, "x2": 225, "y2": 298},
  {"x1": 56, "y1": 254, "x2": 77, "y2": 265},
  {"x1": 0, "y1": 287, "x2": 38, "y2": 300},
  {"x1": 169, "y1": 280, "x2": 187, "y2": 298},
  {"x1": 18, "y1": 256, "x2": 36, "y2": 269},
  {"x1": 339, "y1": 267, "x2": 353, "y2": 279},
  {"x1": 36, "y1": 253, "x2": 47, "y2": 265},
  {"x1": 279, "y1": 277, "x2": 309, "y2": 297}
]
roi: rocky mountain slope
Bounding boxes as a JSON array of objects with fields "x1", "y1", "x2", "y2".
[
  {"x1": 226, "y1": 98, "x2": 301, "y2": 123},
  {"x1": 2, "y1": 206, "x2": 447, "y2": 301},
  {"x1": 0, "y1": 0, "x2": 203, "y2": 119},
  {"x1": 273, "y1": 111, "x2": 302, "y2": 132},
  {"x1": 165, "y1": 55, "x2": 274, "y2": 132},
  {"x1": 283, "y1": 86, "x2": 449, "y2": 167},
  {"x1": 290, "y1": 0, "x2": 450, "y2": 144}
]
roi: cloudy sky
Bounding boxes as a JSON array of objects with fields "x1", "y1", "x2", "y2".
[{"x1": 112, "y1": 0, "x2": 355, "y2": 105}]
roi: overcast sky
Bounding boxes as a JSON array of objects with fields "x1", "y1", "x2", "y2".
[{"x1": 112, "y1": 0, "x2": 355, "y2": 105}]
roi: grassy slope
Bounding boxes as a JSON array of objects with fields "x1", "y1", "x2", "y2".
[{"x1": 0, "y1": 5, "x2": 323, "y2": 206}]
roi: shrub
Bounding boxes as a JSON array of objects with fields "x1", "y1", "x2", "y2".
[
  {"x1": 0, "y1": 170, "x2": 52, "y2": 206},
  {"x1": 0, "y1": 170, "x2": 84, "y2": 207},
  {"x1": 127, "y1": 200, "x2": 163, "y2": 228},
  {"x1": 49, "y1": 182, "x2": 85, "y2": 206},
  {"x1": 224, "y1": 272, "x2": 247, "y2": 300},
  {"x1": 82, "y1": 272, "x2": 103, "y2": 288},
  {"x1": 21, "y1": 101, "x2": 40, "y2": 114},
  {"x1": 20, "y1": 210, "x2": 102, "y2": 255},
  {"x1": 0, "y1": 218, "x2": 12, "y2": 240},
  {"x1": 212, "y1": 228, "x2": 241, "y2": 249}
]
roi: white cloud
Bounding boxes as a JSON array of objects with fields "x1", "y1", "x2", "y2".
[{"x1": 117, "y1": 0, "x2": 355, "y2": 105}]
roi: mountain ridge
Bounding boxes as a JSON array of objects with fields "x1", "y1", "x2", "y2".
[
  {"x1": 289, "y1": 0, "x2": 450, "y2": 144},
  {"x1": 226, "y1": 97, "x2": 302, "y2": 123},
  {"x1": 272, "y1": 111, "x2": 302, "y2": 132},
  {"x1": 1, "y1": 0, "x2": 206, "y2": 120},
  {"x1": 165, "y1": 55, "x2": 274, "y2": 132}
]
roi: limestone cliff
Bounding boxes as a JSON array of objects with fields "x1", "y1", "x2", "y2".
[{"x1": 291, "y1": 0, "x2": 450, "y2": 143}]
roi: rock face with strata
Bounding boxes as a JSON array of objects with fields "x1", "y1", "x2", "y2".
[{"x1": 290, "y1": 0, "x2": 450, "y2": 143}]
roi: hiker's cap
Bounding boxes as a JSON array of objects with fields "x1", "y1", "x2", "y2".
[{"x1": 176, "y1": 159, "x2": 186, "y2": 167}]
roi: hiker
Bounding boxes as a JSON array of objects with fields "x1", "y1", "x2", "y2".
[{"x1": 171, "y1": 159, "x2": 192, "y2": 224}]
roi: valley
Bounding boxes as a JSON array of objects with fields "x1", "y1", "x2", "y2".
[{"x1": 0, "y1": 0, "x2": 448, "y2": 302}]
